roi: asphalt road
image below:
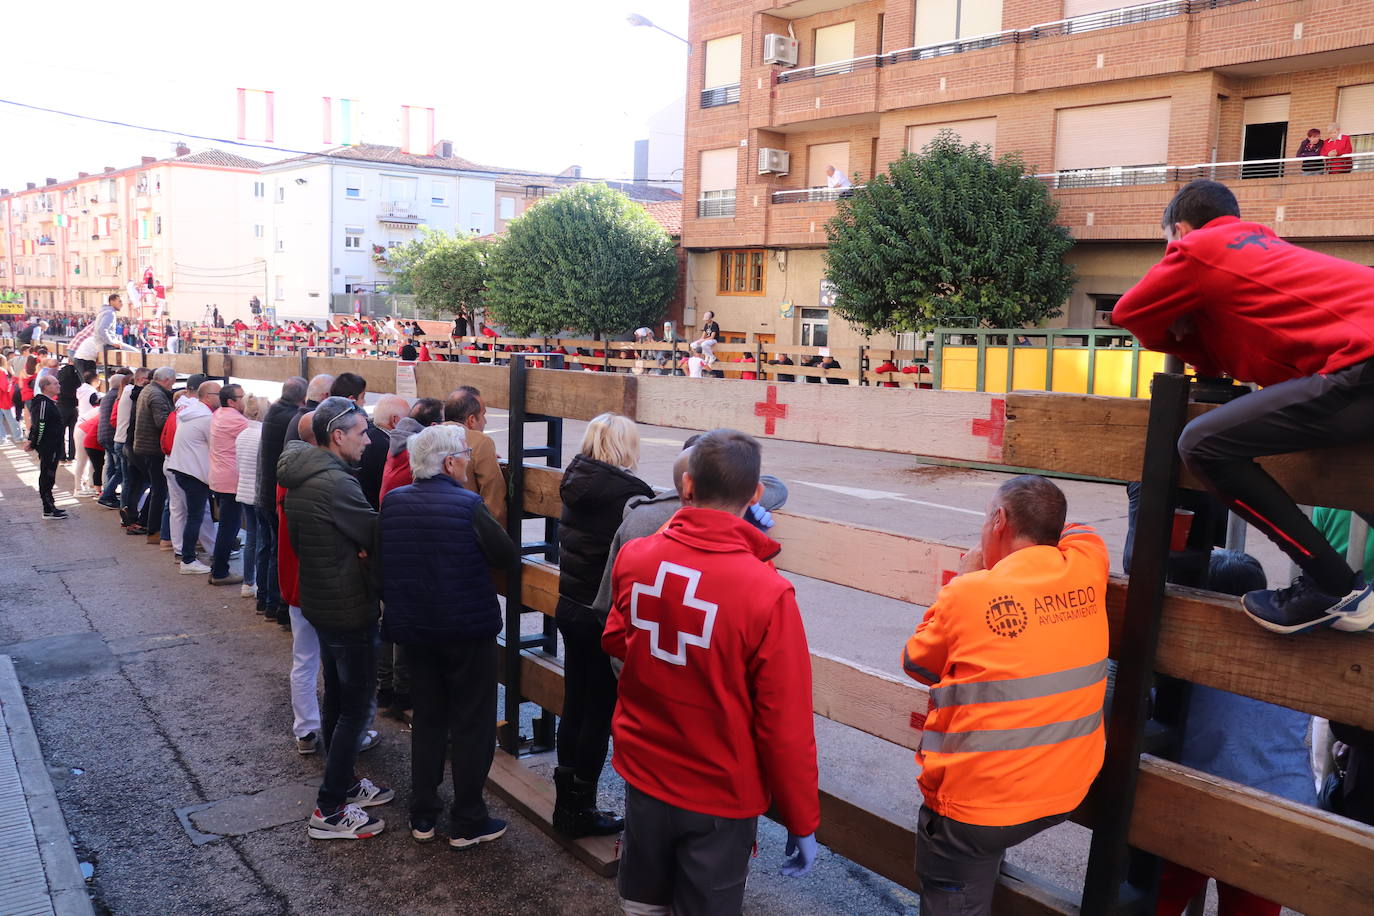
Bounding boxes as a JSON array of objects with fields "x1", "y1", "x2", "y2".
[{"x1": 0, "y1": 380, "x2": 1297, "y2": 914}]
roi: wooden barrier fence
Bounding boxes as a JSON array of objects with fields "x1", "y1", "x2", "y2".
[{"x1": 14, "y1": 341, "x2": 1374, "y2": 914}]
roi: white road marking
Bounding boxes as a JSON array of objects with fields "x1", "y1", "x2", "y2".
[
  {"x1": 792, "y1": 480, "x2": 984, "y2": 517},
  {"x1": 643, "y1": 436, "x2": 688, "y2": 447}
]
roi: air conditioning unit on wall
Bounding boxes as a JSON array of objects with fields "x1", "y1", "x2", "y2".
[
  {"x1": 758, "y1": 148, "x2": 790, "y2": 175},
  {"x1": 763, "y1": 34, "x2": 798, "y2": 67}
]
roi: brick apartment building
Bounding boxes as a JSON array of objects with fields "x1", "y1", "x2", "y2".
[{"x1": 682, "y1": 0, "x2": 1374, "y2": 351}]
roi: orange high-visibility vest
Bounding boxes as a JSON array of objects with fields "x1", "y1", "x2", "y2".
[{"x1": 902, "y1": 526, "x2": 1110, "y2": 826}]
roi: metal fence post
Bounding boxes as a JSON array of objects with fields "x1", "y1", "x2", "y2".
[
  {"x1": 501, "y1": 354, "x2": 531, "y2": 755},
  {"x1": 1080, "y1": 371, "x2": 1192, "y2": 914}
]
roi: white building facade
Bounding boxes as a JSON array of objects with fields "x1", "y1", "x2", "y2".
[{"x1": 257, "y1": 148, "x2": 497, "y2": 323}]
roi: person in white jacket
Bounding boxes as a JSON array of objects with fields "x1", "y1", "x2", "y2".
[
  {"x1": 70, "y1": 293, "x2": 137, "y2": 373},
  {"x1": 234, "y1": 395, "x2": 266, "y2": 599},
  {"x1": 167, "y1": 381, "x2": 221, "y2": 574}
]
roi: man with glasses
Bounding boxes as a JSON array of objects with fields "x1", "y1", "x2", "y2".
[{"x1": 279, "y1": 396, "x2": 392, "y2": 840}]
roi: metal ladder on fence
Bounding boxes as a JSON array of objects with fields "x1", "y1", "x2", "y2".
[{"x1": 499, "y1": 352, "x2": 564, "y2": 756}]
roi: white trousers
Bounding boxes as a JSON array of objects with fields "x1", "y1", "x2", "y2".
[
  {"x1": 166, "y1": 467, "x2": 215, "y2": 550},
  {"x1": 73, "y1": 447, "x2": 92, "y2": 490},
  {"x1": 289, "y1": 605, "x2": 322, "y2": 739}
]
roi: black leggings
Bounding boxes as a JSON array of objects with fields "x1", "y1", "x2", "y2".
[
  {"x1": 86, "y1": 448, "x2": 105, "y2": 487},
  {"x1": 554, "y1": 598, "x2": 618, "y2": 787},
  {"x1": 1179, "y1": 357, "x2": 1374, "y2": 594}
]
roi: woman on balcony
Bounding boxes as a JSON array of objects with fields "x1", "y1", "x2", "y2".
[
  {"x1": 1297, "y1": 128, "x2": 1325, "y2": 174},
  {"x1": 1324, "y1": 122, "x2": 1354, "y2": 173}
]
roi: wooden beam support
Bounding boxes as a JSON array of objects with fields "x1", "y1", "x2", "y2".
[{"x1": 486, "y1": 750, "x2": 620, "y2": 877}]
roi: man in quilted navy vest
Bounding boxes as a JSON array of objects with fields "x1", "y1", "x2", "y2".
[{"x1": 379, "y1": 424, "x2": 517, "y2": 847}]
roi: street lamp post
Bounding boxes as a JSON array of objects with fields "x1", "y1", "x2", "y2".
[{"x1": 626, "y1": 13, "x2": 690, "y2": 48}]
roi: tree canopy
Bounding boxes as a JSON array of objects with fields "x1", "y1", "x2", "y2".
[
  {"x1": 484, "y1": 183, "x2": 677, "y2": 339},
  {"x1": 386, "y1": 229, "x2": 489, "y2": 320},
  {"x1": 823, "y1": 132, "x2": 1075, "y2": 333}
]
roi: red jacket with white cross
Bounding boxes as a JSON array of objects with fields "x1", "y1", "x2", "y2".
[{"x1": 603, "y1": 506, "x2": 820, "y2": 836}]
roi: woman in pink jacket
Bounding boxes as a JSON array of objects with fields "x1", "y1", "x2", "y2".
[{"x1": 207, "y1": 383, "x2": 250, "y2": 585}]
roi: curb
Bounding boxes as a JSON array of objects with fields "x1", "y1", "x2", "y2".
[{"x1": 0, "y1": 655, "x2": 96, "y2": 916}]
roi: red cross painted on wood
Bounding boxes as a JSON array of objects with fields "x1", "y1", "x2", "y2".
[
  {"x1": 970, "y1": 398, "x2": 1006, "y2": 460},
  {"x1": 753, "y1": 385, "x2": 789, "y2": 436}
]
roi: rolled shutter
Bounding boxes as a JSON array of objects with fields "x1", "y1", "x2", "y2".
[
  {"x1": 915, "y1": 0, "x2": 958, "y2": 46},
  {"x1": 1243, "y1": 95, "x2": 1290, "y2": 125},
  {"x1": 814, "y1": 22, "x2": 855, "y2": 67},
  {"x1": 700, "y1": 148, "x2": 737, "y2": 192},
  {"x1": 1337, "y1": 84, "x2": 1374, "y2": 136},
  {"x1": 807, "y1": 142, "x2": 851, "y2": 186},
  {"x1": 961, "y1": 0, "x2": 1003, "y2": 37},
  {"x1": 704, "y1": 35, "x2": 742, "y2": 90},
  {"x1": 1063, "y1": 0, "x2": 1130, "y2": 16},
  {"x1": 907, "y1": 117, "x2": 997, "y2": 154},
  {"x1": 1055, "y1": 98, "x2": 1171, "y2": 171}
]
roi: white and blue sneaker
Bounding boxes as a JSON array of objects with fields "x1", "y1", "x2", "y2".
[
  {"x1": 344, "y1": 777, "x2": 394, "y2": 807},
  {"x1": 307, "y1": 804, "x2": 384, "y2": 840},
  {"x1": 1242, "y1": 576, "x2": 1373, "y2": 634}
]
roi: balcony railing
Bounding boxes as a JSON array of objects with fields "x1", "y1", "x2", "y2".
[
  {"x1": 775, "y1": 0, "x2": 1257, "y2": 84},
  {"x1": 700, "y1": 84, "x2": 740, "y2": 108},
  {"x1": 771, "y1": 186, "x2": 866, "y2": 204},
  {"x1": 1036, "y1": 151, "x2": 1374, "y2": 189},
  {"x1": 697, "y1": 191, "x2": 737, "y2": 218}
]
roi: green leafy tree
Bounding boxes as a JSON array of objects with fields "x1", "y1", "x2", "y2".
[
  {"x1": 387, "y1": 229, "x2": 488, "y2": 319},
  {"x1": 484, "y1": 183, "x2": 677, "y2": 339},
  {"x1": 824, "y1": 132, "x2": 1075, "y2": 333}
]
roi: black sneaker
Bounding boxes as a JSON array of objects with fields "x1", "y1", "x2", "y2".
[
  {"x1": 410, "y1": 817, "x2": 438, "y2": 843},
  {"x1": 449, "y1": 817, "x2": 506, "y2": 849},
  {"x1": 1242, "y1": 575, "x2": 1374, "y2": 634},
  {"x1": 96, "y1": 498, "x2": 119, "y2": 510},
  {"x1": 125, "y1": 525, "x2": 150, "y2": 536},
  {"x1": 42, "y1": 508, "x2": 68, "y2": 521}
]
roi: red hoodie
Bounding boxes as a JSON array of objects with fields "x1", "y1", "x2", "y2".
[
  {"x1": 1112, "y1": 215, "x2": 1374, "y2": 386},
  {"x1": 603, "y1": 507, "x2": 820, "y2": 836}
]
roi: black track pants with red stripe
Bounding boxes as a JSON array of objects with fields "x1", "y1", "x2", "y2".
[{"x1": 1178, "y1": 356, "x2": 1374, "y2": 595}]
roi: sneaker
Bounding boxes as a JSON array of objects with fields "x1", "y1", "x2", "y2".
[
  {"x1": 307, "y1": 804, "x2": 384, "y2": 840},
  {"x1": 296, "y1": 732, "x2": 320, "y2": 755},
  {"x1": 179, "y1": 560, "x2": 212, "y2": 575},
  {"x1": 359, "y1": 730, "x2": 380, "y2": 753},
  {"x1": 345, "y1": 777, "x2": 394, "y2": 807},
  {"x1": 97, "y1": 498, "x2": 119, "y2": 510},
  {"x1": 75, "y1": 487, "x2": 95, "y2": 497},
  {"x1": 209, "y1": 573, "x2": 243, "y2": 586},
  {"x1": 410, "y1": 817, "x2": 438, "y2": 843},
  {"x1": 240, "y1": 584, "x2": 257, "y2": 599},
  {"x1": 449, "y1": 817, "x2": 507, "y2": 849},
  {"x1": 228, "y1": 549, "x2": 242, "y2": 561},
  {"x1": 1242, "y1": 576, "x2": 1374, "y2": 634},
  {"x1": 125, "y1": 525, "x2": 151, "y2": 536},
  {"x1": 158, "y1": 540, "x2": 174, "y2": 551},
  {"x1": 42, "y1": 508, "x2": 69, "y2": 521}
]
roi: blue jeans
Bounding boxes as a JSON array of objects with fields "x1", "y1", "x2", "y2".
[
  {"x1": 241, "y1": 507, "x2": 258, "y2": 587},
  {"x1": 0, "y1": 408, "x2": 19, "y2": 441},
  {"x1": 256, "y1": 505, "x2": 280, "y2": 607},
  {"x1": 174, "y1": 471, "x2": 210, "y2": 564},
  {"x1": 210, "y1": 491, "x2": 241, "y2": 579},
  {"x1": 120, "y1": 444, "x2": 148, "y2": 525},
  {"x1": 99, "y1": 446, "x2": 123, "y2": 503},
  {"x1": 316, "y1": 623, "x2": 380, "y2": 814},
  {"x1": 142, "y1": 453, "x2": 168, "y2": 539}
]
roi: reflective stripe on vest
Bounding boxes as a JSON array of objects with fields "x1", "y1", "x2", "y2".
[
  {"x1": 921, "y1": 709, "x2": 1103, "y2": 755},
  {"x1": 902, "y1": 650, "x2": 939, "y2": 683},
  {"x1": 928, "y1": 659, "x2": 1108, "y2": 710}
]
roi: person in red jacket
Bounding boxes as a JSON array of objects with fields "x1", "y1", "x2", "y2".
[
  {"x1": 603, "y1": 428, "x2": 819, "y2": 914},
  {"x1": 1322, "y1": 121, "x2": 1354, "y2": 174},
  {"x1": 872, "y1": 357, "x2": 900, "y2": 388},
  {"x1": 1112, "y1": 179, "x2": 1374, "y2": 634}
]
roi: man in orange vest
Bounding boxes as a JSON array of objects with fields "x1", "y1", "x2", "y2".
[{"x1": 901, "y1": 475, "x2": 1109, "y2": 916}]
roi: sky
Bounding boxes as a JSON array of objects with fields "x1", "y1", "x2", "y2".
[{"x1": 0, "y1": 0, "x2": 689, "y2": 190}]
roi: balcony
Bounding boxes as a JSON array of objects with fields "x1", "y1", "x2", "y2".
[
  {"x1": 700, "y1": 84, "x2": 740, "y2": 108},
  {"x1": 1035, "y1": 151, "x2": 1374, "y2": 189},
  {"x1": 377, "y1": 202, "x2": 423, "y2": 227},
  {"x1": 771, "y1": 186, "x2": 864, "y2": 204},
  {"x1": 773, "y1": 0, "x2": 1258, "y2": 86},
  {"x1": 697, "y1": 191, "x2": 737, "y2": 218}
]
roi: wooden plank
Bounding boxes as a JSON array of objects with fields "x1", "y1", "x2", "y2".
[
  {"x1": 633, "y1": 375, "x2": 1000, "y2": 463},
  {"x1": 1131, "y1": 756, "x2": 1374, "y2": 916},
  {"x1": 527, "y1": 367, "x2": 637, "y2": 423},
  {"x1": 514, "y1": 462, "x2": 563, "y2": 519},
  {"x1": 810, "y1": 651, "x2": 926, "y2": 752},
  {"x1": 485, "y1": 750, "x2": 620, "y2": 877},
  {"x1": 1003, "y1": 391, "x2": 1374, "y2": 514}
]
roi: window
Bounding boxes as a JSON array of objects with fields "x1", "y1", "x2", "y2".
[
  {"x1": 800, "y1": 307, "x2": 829, "y2": 347},
  {"x1": 345, "y1": 173, "x2": 363, "y2": 199},
  {"x1": 1337, "y1": 84, "x2": 1374, "y2": 172},
  {"x1": 382, "y1": 175, "x2": 417, "y2": 203},
  {"x1": 1241, "y1": 95, "x2": 1290, "y2": 179},
  {"x1": 387, "y1": 240, "x2": 402, "y2": 249},
  {"x1": 344, "y1": 228, "x2": 363, "y2": 249},
  {"x1": 277, "y1": 237, "x2": 285, "y2": 251},
  {"x1": 813, "y1": 22, "x2": 856, "y2": 75},
  {"x1": 907, "y1": 117, "x2": 997, "y2": 154},
  {"x1": 500, "y1": 197, "x2": 516, "y2": 220},
  {"x1": 275, "y1": 275, "x2": 285, "y2": 300},
  {"x1": 702, "y1": 34, "x2": 742, "y2": 107},
  {"x1": 277, "y1": 184, "x2": 285, "y2": 202},
  {"x1": 698, "y1": 148, "x2": 737, "y2": 218},
  {"x1": 253, "y1": 223, "x2": 264, "y2": 239},
  {"x1": 431, "y1": 181, "x2": 447, "y2": 206},
  {"x1": 154, "y1": 216, "x2": 162, "y2": 235},
  {"x1": 807, "y1": 142, "x2": 850, "y2": 187},
  {"x1": 253, "y1": 181, "x2": 265, "y2": 198},
  {"x1": 1054, "y1": 98, "x2": 1171, "y2": 187},
  {"x1": 716, "y1": 249, "x2": 766, "y2": 295},
  {"x1": 915, "y1": 0, "x2": 1003, "y2": 46}
]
